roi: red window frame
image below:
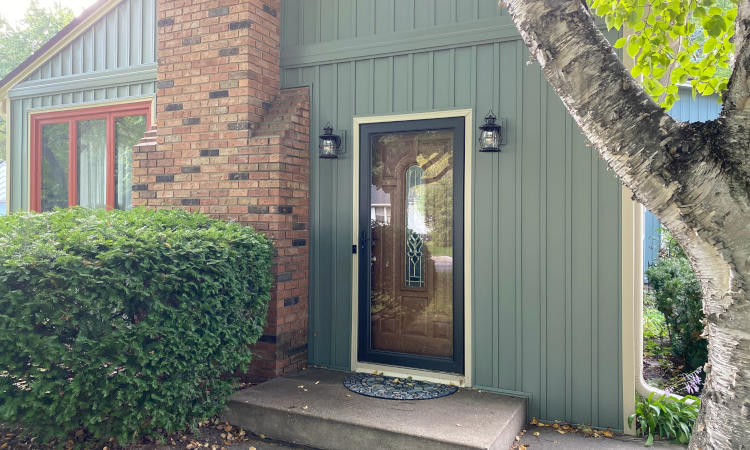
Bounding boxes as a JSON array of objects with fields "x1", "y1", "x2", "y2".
[{"x1": 30, "y1": 101, "x2": 152, "y2": 212}]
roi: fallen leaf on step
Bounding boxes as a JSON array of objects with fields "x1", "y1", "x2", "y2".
[
  {"x1": 514, "y1": 436, "x2": 520, "y2": 441},
  {"x1": 557, "y1": 430, "x2": 566, "y2": 434},
  {"x1": 603, "y1": 430, "x2": 613, "y2": 438},
  {"x1": 530, "y1": 417, "x2": 539, "y2": 425},
  {"x1": 303, "y1": 405, "x2": 308, "y2": 410},
  {"x1": 533, "y1": 432, "x2": 540, "y2": 437},
  {"x1": 315, "y1": 381, "x2": 320, "y2": 384},
  {"x1": 249, "y1": 447, "x2": 256, "y2": 450},
  {"x1": 346, "y1": 394, "x2": 351, "y2": 397},
  {"x1": 520, "y1": 445, "x2": 528, "y2": 450},
  {"x1": 259, "y1": 434, "x2": 265, "y2": 439}
]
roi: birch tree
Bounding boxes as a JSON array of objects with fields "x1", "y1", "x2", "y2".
[{"x1": 501, "y1": 0, "x2": 749, "y2": 447}]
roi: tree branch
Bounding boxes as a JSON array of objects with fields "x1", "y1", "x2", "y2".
[
  {"x1": 503, "y1": 1, "x2": 744, "y2": 240},
  {"x1": 719, "y1": 1, "x2": 750, "y2": 193}
]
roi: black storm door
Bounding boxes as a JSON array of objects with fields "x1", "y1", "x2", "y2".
[{"x1": 358, "y1": 117, "x2": 464, "y2": 374}]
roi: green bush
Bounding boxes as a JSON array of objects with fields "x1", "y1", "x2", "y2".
[
  {"x1": 0, "y1": 208, "x2": 272, "y2": 444},
  {"x1": 645, "y1": 251, "x2": 706, "y2": 370},
  {"x1": 629, "y1": 392, "x2": 700, "y2": 446}
]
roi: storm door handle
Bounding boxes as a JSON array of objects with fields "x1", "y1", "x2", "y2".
[{"x1": 359, "y1": 230, "x2": 370, "y2": 251}]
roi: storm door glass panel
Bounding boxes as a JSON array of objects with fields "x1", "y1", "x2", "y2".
[
  {"x1": 369, "y1": 130, "x2": 454, "y2": 358},
  {"x1": 41, "y1": 122, "x2": 70, "y2": 211},
  {"x1": 115, "y1": 115, "x2": 147, "y2": 210},
  {"x1": 77, "y1": 119, "x2": 107, "y2": 208}
]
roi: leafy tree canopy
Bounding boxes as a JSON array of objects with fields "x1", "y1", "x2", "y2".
[
  {"x1": 0, "y1": 1, "x2": 74, "y2": 160},
  {"x1": 589, "y1": 0, "x2": 737, "y2": 108}
]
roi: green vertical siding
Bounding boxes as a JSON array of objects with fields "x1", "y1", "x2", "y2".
[
  {"x1": 7, "y1": 0, "x2": 157, "y2": 211},
  {"x1": 282, "y1": 0, "x2": 624, "y2": 430}
]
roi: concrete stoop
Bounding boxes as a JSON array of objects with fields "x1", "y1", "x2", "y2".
[{"x1": 222, "y1": 368, "x2": 526, "y2": 450}]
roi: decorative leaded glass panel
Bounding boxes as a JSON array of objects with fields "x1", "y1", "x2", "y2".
[{"x1": 405, "y1": 165, "x2": 425, "y2": 287}]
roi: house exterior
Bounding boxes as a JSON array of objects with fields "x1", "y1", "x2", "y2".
[{"x1": 0, "y1": 0, "x2": 655, "y2": 433}]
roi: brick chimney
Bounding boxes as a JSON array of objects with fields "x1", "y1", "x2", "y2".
[{"x1": 132, "y1": 0, "x2": 310, "y2": 380}]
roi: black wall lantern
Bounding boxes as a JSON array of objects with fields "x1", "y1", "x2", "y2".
[
  {"x1": 478, "y1": 110, "x2": 502, "y2": 152},
  {"x1": 319, "y1": 123, "x2": 343, "y2": 158}
]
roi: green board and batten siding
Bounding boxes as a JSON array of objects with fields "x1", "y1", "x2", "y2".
[
  {"x1": 7, "y1": 0, "x2": 157, "y2": 212},
  {"x1": 280, "y1": 0, "x2": 623, "y2": 430}
]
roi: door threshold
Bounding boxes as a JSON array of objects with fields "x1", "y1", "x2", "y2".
[{"x1": 353, "y1": 361, "x2": 468, "y2": 387}]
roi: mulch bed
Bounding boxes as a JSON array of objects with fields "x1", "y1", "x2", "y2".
[{"x1": 1, "y1": 418, "x2": 273, "y2": 450}]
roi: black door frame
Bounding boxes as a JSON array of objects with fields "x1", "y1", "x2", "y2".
[{"x1": 358, "y1": 117, "x2": 465, "y2": 374}]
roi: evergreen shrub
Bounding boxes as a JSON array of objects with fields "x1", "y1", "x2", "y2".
[
  {"x1": 645, "y1": 232, "x2": 706, "y2": 370},
  {"x1": 0, "y1": 208, "x2": 272, "y2": 444}
]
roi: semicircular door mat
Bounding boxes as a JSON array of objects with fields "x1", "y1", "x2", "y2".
[{"x1": 343, "y1": 372, "x2": 458, "y2": 400}]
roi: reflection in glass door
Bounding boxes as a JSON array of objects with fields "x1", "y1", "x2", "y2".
[{"x1": 358, "y1": 117, "x2": 464, "y2": 374}]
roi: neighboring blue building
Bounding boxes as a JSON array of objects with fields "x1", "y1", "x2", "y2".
[
  {"x1": 0, "y1": 161, "x2": 6, "y2": 216},
  {"x1": 643, "y1": 87, "x2": 722, "y2": 280}
]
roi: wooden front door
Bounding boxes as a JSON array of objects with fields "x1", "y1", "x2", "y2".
[{"x1": 358, "y1": 117, "x2": 464, "y2": 374}]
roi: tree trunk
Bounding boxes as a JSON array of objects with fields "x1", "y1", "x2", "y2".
[{"x1": 502, "y1": 1, "x2": 750, "y2": 448}]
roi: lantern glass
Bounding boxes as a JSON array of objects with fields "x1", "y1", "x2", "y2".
[
  {"x1": 320, "y1": 137, "x2": 337, "y2": 158},
  {"x1": 480, "y1": 129, "x2": 499, "y2": 150}
]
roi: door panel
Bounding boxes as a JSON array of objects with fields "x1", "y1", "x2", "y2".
[{"x1": 358, "y1": 117, "x2": 464, "y2": 374}]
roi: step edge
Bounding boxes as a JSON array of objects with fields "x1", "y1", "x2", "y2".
[{"x1": 224, "y1": 397, "x2": 525, "y2": 450}]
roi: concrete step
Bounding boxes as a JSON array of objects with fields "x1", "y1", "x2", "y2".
[{"x1": 222, "y1": 368, "x2": 526, "y2": 450}]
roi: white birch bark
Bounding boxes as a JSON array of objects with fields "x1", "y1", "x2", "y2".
[{"x1": 502, "y1": 1, "x2": 750, "y2": 448}]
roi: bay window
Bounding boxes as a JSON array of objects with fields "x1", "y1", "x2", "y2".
[{"x1": 30, "y1": 101, "x2": 151, "y2": 212}]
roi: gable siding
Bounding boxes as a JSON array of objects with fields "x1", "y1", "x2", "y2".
[
  {"x1": 24, "y1": 0, "x2": 156, "y2": 82},
  {"x1": 281, "y1": 0, "x2": 623, "y2": 430},
  {"x1": 7, "y1": 0, "x2": 157, "y2": 212}
]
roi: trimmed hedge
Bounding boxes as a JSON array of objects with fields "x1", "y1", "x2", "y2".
[{"x1": 0, "y1": 208, "x2": 272, "y2": 444}]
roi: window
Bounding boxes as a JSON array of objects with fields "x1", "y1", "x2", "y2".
[{"x1": 30, "y1": 101, "x2": 151, "y2": 212}]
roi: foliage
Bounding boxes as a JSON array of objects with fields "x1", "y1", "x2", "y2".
[
  {"x1": 589, "y1": 0, "x2": 737, "y2": 109},
  {"x1": 629, "y1": 392, "x2": 701, "y2": 446},
  {"x1": 658, "y1": 226, "x2": 687, "y2": 259},
  {"x1": 0, "y1": 0, "x2": 75, "y2": 160},
  {"x1": 643, "y1": 297, "x2": 668, "y2": 341},
  {"x1": 646, "y1": 245, "x2": 707, "y2": 370},
  {"x1": 0, "y1": 208, "x2": 273, "y2": 445}
]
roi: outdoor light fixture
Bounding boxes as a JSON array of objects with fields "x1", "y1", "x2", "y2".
[
  {"x1": 478, "y1": 110, "x2": 502, "y2": 152},
  {"x1": 319, "y1": 123, "x2": 343, "y2": 159}
]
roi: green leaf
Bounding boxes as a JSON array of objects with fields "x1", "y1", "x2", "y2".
[
  {"x1": 627, "y1": 38, "x2": 641, "y2": 58},
  {"x1": 702, "y1": 14, "x2": 726, "y2": 37},
  {"x1": 614, "y1": 37, "x2": 627, "y2": 48},
  {"x1": 703, "y1": 37, "x2": 717, "y2": 53}
]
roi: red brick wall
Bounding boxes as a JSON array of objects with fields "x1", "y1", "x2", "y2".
[{"x1": 133, "y1": 0, "x2": 310, "y2": 380}]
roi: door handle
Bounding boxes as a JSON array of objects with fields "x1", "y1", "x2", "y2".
[{"x1": 359, "y1": 230, "x2": 370, "y2": 251}]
